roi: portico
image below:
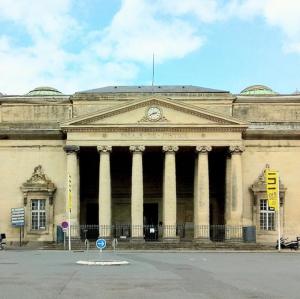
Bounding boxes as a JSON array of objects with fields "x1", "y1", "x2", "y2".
[{"x1": 61, "y1": 96, "x2": 248, "y2": 242}]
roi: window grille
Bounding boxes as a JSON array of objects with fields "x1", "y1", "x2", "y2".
[
  {"x1": 260, "y1": 199, "x2": 275, "y2": 230},
  {"x1": 31, "y1": 199, "x2": 46, "y2": 230}
]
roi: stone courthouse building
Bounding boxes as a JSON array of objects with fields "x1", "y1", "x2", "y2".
[{"x1": 0, "y1": 84, "x2": 299, "y2": 245}]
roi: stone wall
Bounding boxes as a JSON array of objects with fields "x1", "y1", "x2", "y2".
[{"x1": 0, "y1": 140, "x2": 66, "y2": 242}]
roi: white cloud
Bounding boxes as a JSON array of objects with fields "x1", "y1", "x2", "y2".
[
  {"x1": 228, "y1": 0, "x2": 300, "y2": 54},
  {"x1": 158, "y1": 0, "x2": 222, "y2": 23},
  {"x1": 94, "y1": 0, "x2": 203, "y2": 64},
  {"x1": 264, "y1": 0, "x2": 300, "y2": 39},
  {"x1": 0, "y1": 0, "x2": 141, "y2": 94},
  {"x1": 0, "y1": 0, "x2": 76, "y2": 43},
  {"x1": 0, "y1": 0, "x2": 207, "y2": 94}
]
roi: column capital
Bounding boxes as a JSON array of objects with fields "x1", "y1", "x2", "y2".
[
  {"x1": 129, "y1": 145, "x2": 145, "y2": 152},
  {"x1": 97, "y1": 145, "x2": 112, "y2": 153},
  {"x1": 162, "y1": 145, "x2": 179, "y2": 152},
  {"x1": 63, "y1": 145, "x2": 80, "y2": 154},
  {"x1": 195, "y1": 146, "x2": 212, "y2": 153},
  {"x1": 229, "y1": 145, "x2": 245, "y2": 154}
]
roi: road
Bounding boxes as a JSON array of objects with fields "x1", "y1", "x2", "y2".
[{"x1": 0, "y1": 250, "x2": 299, "y2": 298}]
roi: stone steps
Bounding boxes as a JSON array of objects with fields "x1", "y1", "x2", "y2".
[{"x1": 40, "y1": 240, "x2": 275, "y2": 251}]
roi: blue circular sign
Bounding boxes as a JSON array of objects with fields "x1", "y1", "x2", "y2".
[{"x1": 96, "y1": 238, "x2": 106, "y2": 250}]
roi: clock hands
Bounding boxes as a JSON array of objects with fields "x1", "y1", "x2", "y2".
[{"x1": 147, "y1": 107, "x2": 161, "y2": 120}]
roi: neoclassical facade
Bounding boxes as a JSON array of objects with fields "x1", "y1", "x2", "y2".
[{"x1": 0, "y1": 85, "x2": 298, "y2": 244}]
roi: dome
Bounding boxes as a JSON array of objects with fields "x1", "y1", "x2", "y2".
[
  {"x1": 26, "y1": 86, "x2": 63, "y2": 96},
  {"x1": 240, "y1": 85, "x2": 277, "y2": 95}
]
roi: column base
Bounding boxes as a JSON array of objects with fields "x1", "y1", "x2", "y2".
[
  {"x1": 130, "y1": 237, "x2": 145, "y2": 243},
  {"x1": 98, "y1": 236, "x2": 112, "y2": 241},
  {"x1": 163, "y1": 236, "x2": 180, "y2": 243},
  {"x1": 193, "y1": 238, "x2": 211, "y2": 244}
]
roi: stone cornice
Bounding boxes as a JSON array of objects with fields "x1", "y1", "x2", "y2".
[
  {"x1": 64, "y1": 126, "x2": 246, "y2": 133},
  {"x1": 236, "y1": 95, "x2": 300, "y2": 103},
  {"x1": 71, "y1": 92, "x2": 234, "y2": 102},
  {"x1": 243, "y1": 130, "x2": 300, "y2": 140}
]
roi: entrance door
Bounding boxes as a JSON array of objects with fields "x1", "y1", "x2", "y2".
[
  {"x1": 144, "y1": 203, "x2": 158, "y2": 225},
  {"x1": 86, "y1": 203, "x2": 98, "y2": 224},
  {"x1": 144, "y1": 203, "x2": 158, "y2": 241}
]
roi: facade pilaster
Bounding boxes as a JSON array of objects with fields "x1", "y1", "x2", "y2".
[
  {"x1": 63, "y1": 145, "x2": 80, "y2": 227},
  {"x1": 130, "y1": 145, "x2": 145, "y2": 241},
  {"x1": 97, "y1": 145, "x2": 112, "y2": 238},
  {"x1": 227, "y1": 145, "x2": 245, "y2": 226},
  {"x1": 194, "y1": 146, "x2": 212, "y2": 240},
  {"x1": 162, "y1": 145, "x2": 179, "y2": 241}
]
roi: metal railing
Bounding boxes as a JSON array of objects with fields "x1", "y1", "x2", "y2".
[{"x1": 57, "y1": 224, "x2": 255, "y2": 243}]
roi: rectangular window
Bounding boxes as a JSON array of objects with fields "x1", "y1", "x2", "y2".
[
  {"x1": 260, "y1": 199, "x2": 275, "y2": 230},
  {"x1": 31, "y1": 199, "x2": 46, "y2": 230}
]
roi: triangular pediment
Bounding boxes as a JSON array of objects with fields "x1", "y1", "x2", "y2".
[{"x1": 61, "y1": 97, "x2": 247, "y2": 130}]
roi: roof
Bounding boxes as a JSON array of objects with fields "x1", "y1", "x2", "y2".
[
  {"x1": 26, "y1": 86, "x2": 63, "y2": 96},
  {"x1": 79, "y1": 85, "x2": 229, "y2": 94},
  {"x1": 240, "y1": 85, "x2": 277, "y2": 95}
]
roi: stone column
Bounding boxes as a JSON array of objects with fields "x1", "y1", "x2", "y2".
[
  {"x1": 227, "y1": 146, "x2": 245, "y2": 226},
  {"x1": 225, "y1": 155, "x2": 232, "y2": 224},
  {"x1": 130, "y1": 145, "x2": 145, "y2": 242},
  {"x1": 162, "y1": 145, "x2": 179, "y2": 241},
  {"x1": 97, "y1": 146, "x2": 112, "y2": 238},
  {"x1": 63, "y1": 145, "x2": 80, "y2": 234},
  {"x1": 225, "y1": 154, "x2": 232, "y2": 240},
  {"x1": 194, "y1": 146, "x2": 212, "y2": 241}
]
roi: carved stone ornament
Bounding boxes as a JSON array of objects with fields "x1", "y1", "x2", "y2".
[
  {"x1": 21, "y1": 165, "x2": 56, "y2": 205},
  {"x1": 162, "y1": 145, "x2": 179, "y2": 152},
  {"x1": 250, "y1": 164, "x2": 286, "y2": 205},
  {"x1": 129, "y1": 145, "x2": 145, "y2": 152},
  {"x1": 195, "y1": 146, "x2": 212, "y2": 153},
  {"x1": 229, "y1": 145, "x2": 245, "y2": 154},
  {"x1": 97, "y1": 145, "x2": 112, "y2": 153}
]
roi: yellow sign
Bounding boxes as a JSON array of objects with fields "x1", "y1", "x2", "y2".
[
  {"x1": 68, "y1": 174, "x2": 72, "y2": 211},
  {"x1": 265, "y1": 169, "x2": 279, "y2": 211}
]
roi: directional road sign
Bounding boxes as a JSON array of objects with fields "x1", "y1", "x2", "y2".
[
  {"x1": 96, "y1": 238, "x2": 106, "y2": 250},
  {"x1": 11, "y1": 208, "x2": 25, "y2": 227}
]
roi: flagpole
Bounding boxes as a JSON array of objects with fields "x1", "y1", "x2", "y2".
[
  {"x1": 68, "y1": 174, "x2": 72, "y2": 251},
  {"x1": 68, "y1": 208, "x2": 71, "y2": 251},
  {"x1": 152, "y1": 52, "x2": 155, "y2": 87}
]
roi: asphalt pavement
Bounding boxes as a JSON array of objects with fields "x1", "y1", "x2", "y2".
[{"x1": 0, "y1": 250, "x2": 299, "y2": 298}]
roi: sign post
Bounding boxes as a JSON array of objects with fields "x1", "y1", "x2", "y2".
[
  {"x1": 68, "y1": 174, "x2": 72, "y2": 251},
  {"x1": 11, "y1": 208, "x2": 25, "y2": 247},
  {"x1": 61, "y1": 221, "x2": 69, "y2": 250},
  {"x1": 265, "y1": 168, "x2": 280, "y2": 251}
]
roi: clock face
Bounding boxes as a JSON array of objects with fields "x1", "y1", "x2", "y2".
[{"x1": 147, "y1": 106, "x2": 162, "y2": 121}]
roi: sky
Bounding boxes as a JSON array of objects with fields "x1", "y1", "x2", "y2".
[{"x1": 0, "y1": 0, "x2": 300, "y2": 95}]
